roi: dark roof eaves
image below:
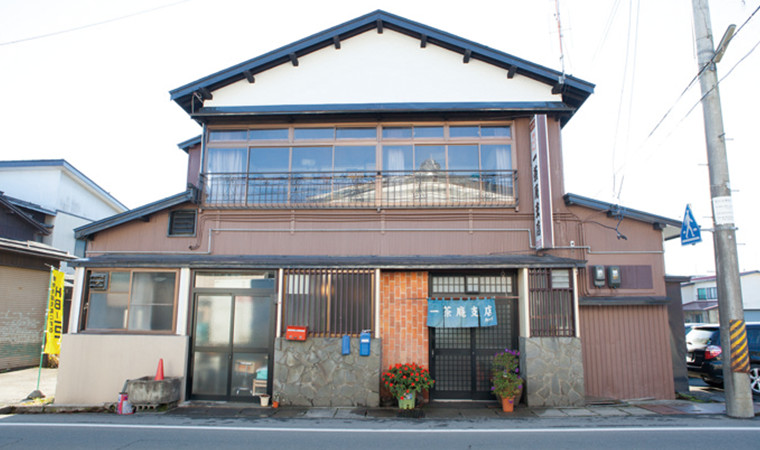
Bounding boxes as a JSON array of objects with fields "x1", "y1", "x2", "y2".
[
  {"x1": 563, "y1": 193, "x2": 681, "y2": 229},
  {"x1": 170, "y1": 10, "x2": 594, "y2": 112},
  {"x1": 74, "y1": 189, "x2": 198, "y2": 239}
]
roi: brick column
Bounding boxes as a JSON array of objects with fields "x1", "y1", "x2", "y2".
[{"x1": 379, "y1": 271, "x2": 429, "y2": 369}]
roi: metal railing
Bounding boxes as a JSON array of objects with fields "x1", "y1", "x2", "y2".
[
  {"x1": 200, "y1": 169, "x2": 517, "y2": 208},
  {"x1": 528, "y1": 269, "x2": 575, "y2": 337}
]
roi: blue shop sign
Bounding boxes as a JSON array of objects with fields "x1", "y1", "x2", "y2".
[{"x1": 427, "y1": 298, "x2": 497, "y2": 328}]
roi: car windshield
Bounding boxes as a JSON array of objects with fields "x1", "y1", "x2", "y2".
[{"x1": 686, "y1": 328, "x2": 718, "y2": 346}]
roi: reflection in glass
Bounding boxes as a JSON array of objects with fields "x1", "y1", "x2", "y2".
[
  {"x1": 128, "y1": 272, "x2": 176, "y2": 331},
  {"x1": 447, "y1": 145, "x2": 479, "y2": 171},
  {"x1": 294, "y1": 128, "x2": 334, "y2": 140},
  {"x1": 292, "y1": 146, "x2": 332, "y2": 172},
  {"x1": 249, "y1": 128, "x2": 289, "y2": 140},
  {"x1": 233, "y1": 296, "x2": 272, "y2": 347},
  {"x1": 334, "y1": 146, "x2": 375, "y2": 171},
  {"x1": 195, "y1": 295, "x2": 231, "y2": 346},
  {"x1": 192, "y1": 352, "x2": 228, "y2": 396}
]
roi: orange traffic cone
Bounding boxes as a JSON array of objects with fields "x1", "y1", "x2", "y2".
[{"x1": 155, "y1": 358, "x2": 164, "y2": 381}]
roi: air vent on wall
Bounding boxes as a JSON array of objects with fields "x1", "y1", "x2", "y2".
[
  {"x1": 89, "y1": 272, "x2": 108, "y2": 290},
  {"x1": 169, "y1": 210, "x2": 197, "y2": 236}
]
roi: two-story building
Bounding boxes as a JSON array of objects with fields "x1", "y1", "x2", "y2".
[
  {"x1": 681, "y1": 271, "x2": 760, "y2": 323},
  {"x1": 57, "y1": 11, "x2": 681, "y2": 407}
]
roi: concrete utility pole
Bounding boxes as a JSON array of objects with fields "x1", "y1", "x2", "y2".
[{"x1": 691, "y1": 0, "x2": 753, "y2": 418}]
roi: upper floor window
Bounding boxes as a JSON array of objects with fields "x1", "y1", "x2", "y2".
[
  {"x1": 697, "y1": 287, "x2": 718, "y2": 300},
  {"x1": 203, "y1": 122, "x2": 514, "y2": 208}
]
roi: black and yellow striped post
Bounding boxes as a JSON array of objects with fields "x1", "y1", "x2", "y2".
[{"x1": 729, "y1": 320, "x2": 750, "y2": 374}]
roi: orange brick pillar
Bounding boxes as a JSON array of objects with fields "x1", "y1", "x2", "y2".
[{"x1": 380, "y1": 271, "x2": 429, "y2": 370}]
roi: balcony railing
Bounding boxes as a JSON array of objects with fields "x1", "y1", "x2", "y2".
[{"x1": 199, "y1": 169, "x2": 517, "y2": 209}]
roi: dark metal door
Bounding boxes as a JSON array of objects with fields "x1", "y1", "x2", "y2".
[
  {"x1": 430, "y1": 298, "x2": 518, "y2": 400},
  {"x1": 189, "y1": 290, "x2": 275, "y2": 401}
]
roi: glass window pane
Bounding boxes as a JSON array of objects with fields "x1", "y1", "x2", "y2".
[
  {"x1": 334, "y1": 146, "x2": 375, "y2": 171},
  {"x1": 87, "y1": 292, "x2": 128, "y2": 329},
  {"x1": 449, "y1": 126, "x2": 479, "y2": 138},
  {"x1": 249, "y1": 147, "x2": 290, "y2": 172},
  {"x1": 382, "y1": 127, "x2": 412, "y2": 139},
  {"x1": 232, "y1": 353, "x2": 268, "y2": 397},
  {"x1": 383, "y1": 145, "x2": 413, "y2": 172},
  {"x1": 195, "y1": 295, "x2": 231, "y2": 346},
  {"x1": 110, "y1": 271, "x2": 130, "y2": 293},
  {"x1": 192, "y1": 352, "x2": 229, "y2": 396},
  {"x1": 207, "y1": 148, "x2": 247, "y2": 173},
  {"x1": 481, "y1": 145, "x2": 512, "y2": 171},
  {"x1": 414, "y1": 126, "x2": 444, "y2": 138},
  {"x1": 292, "y1": 146, "x2": 332, "y2": 171},
  {"x1": 195, "y1": 272, "x2": 275, "y2": 288},
  {"x1": 233, "y1": 296, "x2": 272, "y2": 347},
  {"x1": 209, "y1": 130, "x2": 247, "y2": 141},
  {"x1": 481, "y1": 126, "x2": 511, "y2": 138},
  {"x1": 336, "y1": 127, "x2": 377, "y2": 139},
  {"x1": 249, "y1": 128, "x2": 289, "y2": 140},
  {"x1": 447, "y1": 145, "x2": 479, "y2": 171},
  {"x1": 415, "y1": 145, "x2": 445, "y2": 171},
  {"x1": 128, "y1": 272, "x2": 176, "y2": 331},
  {"x1": 294, "y1": 128, "x2": 334, "y2": 140}
]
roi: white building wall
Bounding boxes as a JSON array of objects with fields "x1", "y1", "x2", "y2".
[{"x1": 206, "y1": 29, "x2": 558, "y2": 108}]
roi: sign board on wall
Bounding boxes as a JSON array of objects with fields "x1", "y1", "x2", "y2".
[{"x1": 530, "y1": 114, "x2": 554, "y2": 250}]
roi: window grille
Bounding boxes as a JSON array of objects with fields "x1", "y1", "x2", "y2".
[
  {"x1": 529, "y1": 268, "x2": 575, "y2": 337},
  {"x1": 282, "y1": 269, "x2": 374, "y2": 336}
]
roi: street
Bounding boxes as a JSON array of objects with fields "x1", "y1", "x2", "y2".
[{"x1": 1, "y1": 413, "x2": 759, "y2": 449}]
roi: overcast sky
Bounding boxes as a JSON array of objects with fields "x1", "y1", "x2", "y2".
[{"x1": 2, "y1": 0, "x2": 759, "y2": 276}]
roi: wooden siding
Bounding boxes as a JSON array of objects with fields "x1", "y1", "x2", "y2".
[{"x1": 580, "y1": 305, "x2": 674, "y2": 400}]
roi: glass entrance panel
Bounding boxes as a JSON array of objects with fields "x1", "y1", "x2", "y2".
[
  {"x1": 231, "y1": 352, "x2": 268, "y2": 398},
  {"x1": 192, "y1": 352, "x2": 229, "y2": 396},
  {"x1": 194, "y1": 295, "x2": 231, "y2": 346},
  {"x1": 233, "y1": 296, "x2": 272, "y2": 347}
]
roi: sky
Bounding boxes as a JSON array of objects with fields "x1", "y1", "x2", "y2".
[{"x1": 1, "y1": 0, "x2": 759, "y2": 277}]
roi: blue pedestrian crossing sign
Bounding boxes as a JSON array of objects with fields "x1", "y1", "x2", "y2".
[{"x1": 681, "y1": 204, "x2": 702, "y2": 245}]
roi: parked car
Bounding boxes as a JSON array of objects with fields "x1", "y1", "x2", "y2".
[
  {"x1": 685, "y1": 323, "x2": 760, "y2": 395},
  {"x1": 684, "y1": 323, "x2": 706, "y2": 336}
]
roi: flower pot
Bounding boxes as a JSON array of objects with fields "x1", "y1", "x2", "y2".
[
  {"x1": 260, "y1": 394, "x2": 270, "y2": 407},
  {"x1": 272, "y1": 400, "x2": 279, "y2": 408},
  {"x1": 398, "y1": 392, "x2": 416, "y2": 409},
  {"x1": 498, "y1": 395, "x2": 516, "y2": 412}
]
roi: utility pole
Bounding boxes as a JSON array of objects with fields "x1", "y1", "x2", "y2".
[{"x1": 691, "y1": 0, "x2": 753, "y2": 418}]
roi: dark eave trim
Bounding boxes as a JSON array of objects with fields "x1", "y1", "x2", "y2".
[
  {"x1": 74, "y1": 189, "x2": 198, "y2": 239},
  {"x1": 177, "y1": 135, "x2": 202, "y2": 153},
  {"x1": 0, "y1": 195, "x2": 51, "y2": 235},
  {"x1": 563, "y1": 193, "x2": 681, "y2": 231},
  {"x1": 70, "y1": 254, "x2": 586, "y2": 270},
  {"x1": 193, "y1": 101, "x2": 573, "y2": 119},
  {"x1": 579, "y1": 296, "x2": 670, "y2": 306},
  {"x1": 169, "y1": 10, "x2": 594, "y2": 116}
]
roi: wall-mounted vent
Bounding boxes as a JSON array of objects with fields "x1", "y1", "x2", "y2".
[
  {"x1": 89, "y1": 272, "x2": 108, "y2": 290},
  {"x1": 168, "y1": 210, "x2": 196, "y2": 236}
]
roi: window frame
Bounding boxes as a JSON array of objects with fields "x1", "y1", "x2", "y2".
[
  {"x1": 81, "y1": 269, "x2": 179, "y2": 334},
  {"x1": 168, "y1": 209, "x2": 197, "y2": 237}
]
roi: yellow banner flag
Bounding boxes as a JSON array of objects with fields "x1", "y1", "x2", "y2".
[{"x1": 44, "y1": 269, "x2": 64, "y2": 355}]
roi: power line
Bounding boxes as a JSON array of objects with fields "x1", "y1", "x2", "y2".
[{"x1": 0, "y1": 0, "x2": 192, "y2": 47}]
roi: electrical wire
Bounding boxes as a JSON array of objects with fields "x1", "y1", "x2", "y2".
[{"x1": 0, "y1": 0, "x2": 192, "y2": 47}]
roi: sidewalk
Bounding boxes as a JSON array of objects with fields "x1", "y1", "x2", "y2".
[{"x1": 1, "y1": 367, "x2": 757, "y2": 418}]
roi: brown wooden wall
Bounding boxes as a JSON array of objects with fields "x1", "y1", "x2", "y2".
[{"x1": 580, "y1": 304, "x2": 674, "y2": 400}]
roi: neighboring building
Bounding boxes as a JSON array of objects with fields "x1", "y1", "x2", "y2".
[
  {"x1": 58, "y1": 11, "x2": 681, "y2": 407},
  {"x1": 0, "y1": 160, "x2": 128, "y2": 273},
  {"x1": 681, "y1": 271, "x2": 760, "y2": 323},
  {"x1": 0, "y1": 160, "x2": 125, "y2": 370}
]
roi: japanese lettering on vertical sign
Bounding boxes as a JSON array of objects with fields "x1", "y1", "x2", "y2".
[
  {"x1": 44, "y1": 269, "x2": 64, "y2": 355},
  {"x1": 426, "y1": 299, "x2": 497, "y2": 328},
  {"x1": 529, "y1": 114, "x2": 554, "y2": 250}
]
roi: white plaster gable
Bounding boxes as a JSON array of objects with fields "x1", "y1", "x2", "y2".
[{"x1": 204, "y1": 29, "x2": 558, "y2": 108}]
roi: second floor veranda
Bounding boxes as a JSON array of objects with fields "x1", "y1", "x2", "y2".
[{"x1": 200, "y1": 169, "x2": 517, "y2": 209}]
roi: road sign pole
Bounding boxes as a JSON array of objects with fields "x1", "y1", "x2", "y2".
[{"x1": 691, "y1": 0, "x2": 753, "y2": 418}]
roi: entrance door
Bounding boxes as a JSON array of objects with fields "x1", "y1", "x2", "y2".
[
  {"x1": 190, "y1": 291, "x2": 275, "y2": 401},
  {"x1": 430, "y1": 298, "x2": 518, "y2": 400}
]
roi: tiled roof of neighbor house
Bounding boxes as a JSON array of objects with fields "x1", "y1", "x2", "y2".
[
  {"x1": 682, "y1": 301, "x2": 719, "y2": 311},
  {"x1": 0, "y1": 237, "x2": 74, "y2": 260},
  {"x1": 169, "y1": 10, "x2": 594, "y2": 123},
  {"x1": 681, "y1": 270, "x2": 760, "y2": 286},
  {"x1": 74, "y1": 189, "x2": 198, "y2": 239}
]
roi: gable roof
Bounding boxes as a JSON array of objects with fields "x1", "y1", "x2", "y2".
[
  {"x1": 0, "y1": 192, "x2": 51, "y2": 236},
  {"x1": 74, "y1": 189, "x2": 198, "y2": 239},
  {"x1": 170, "y1": 10, "x2": 594, "y2": 125},
  {"x1": 563, "y1": 193, "x2": 681, "y2": 239}
]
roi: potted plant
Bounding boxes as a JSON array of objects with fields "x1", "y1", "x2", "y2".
[
  {"x1": 491, "y1": 349, "x2": 523, "y2": 412},
  {"x1": 272, "y1": 393, "x2": 281, "y2": 408},
  {"x1": 381, "y1": 363, "x2": 435, "y2": 409}
]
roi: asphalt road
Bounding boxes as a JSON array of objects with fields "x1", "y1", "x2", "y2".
[{"x1": 1, "y1": 414, "x2": 759, "y2": 449}]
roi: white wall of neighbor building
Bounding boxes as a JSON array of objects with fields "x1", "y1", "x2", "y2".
[{"x1": 206, "y1": 29, "x2": 558, "y2": 108}]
